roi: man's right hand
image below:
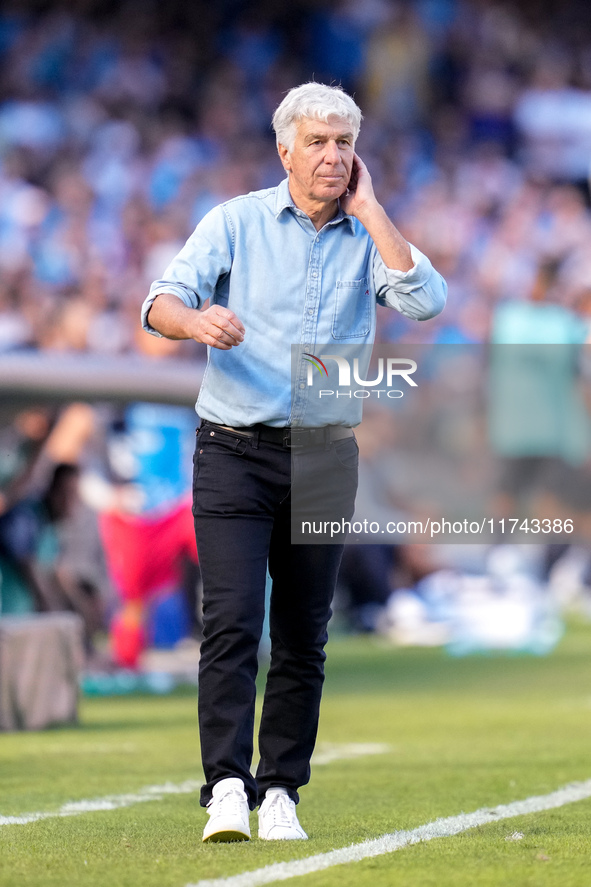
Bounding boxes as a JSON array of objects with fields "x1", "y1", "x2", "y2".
[
  {"x1": 191, "y1": 304, "x2": 245, "y2": 349},
  {"x1": 147, "y1": 294, "x2": 245, "y2": 349}
]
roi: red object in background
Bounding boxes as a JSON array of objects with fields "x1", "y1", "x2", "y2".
[
  {"x1": 99, "y1": 497, "x2": 197, "y2": 602},
  {"x1": 99, "y1": 498, "x2": 198, "y2": 668},
  {"x1": 110, "y1": 603, "x2": 147, "y2": 669}
]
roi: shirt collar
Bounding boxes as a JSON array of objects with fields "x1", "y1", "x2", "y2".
[{"x1": 274, "y1": 177, "x2": 356, "y2": 234}]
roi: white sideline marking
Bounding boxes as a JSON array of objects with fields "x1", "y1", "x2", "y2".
[
  {"x1": 0, "y1": 744, "x2": 387, "y2": 827},
  {"x1": 187, "y1": 778, "x2": 591, "y2": 887},
  {"x1": 0, "y1": 780, "x2": 202, "y2": 826}
]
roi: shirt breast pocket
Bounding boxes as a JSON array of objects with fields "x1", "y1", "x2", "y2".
[{"x1": 332, "y1": 277, "x2": 372, "y2": 340}]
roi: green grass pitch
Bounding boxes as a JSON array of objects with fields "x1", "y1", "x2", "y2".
[{"x1": 2, "y1": 619, "x2": 591, "y2": 887}]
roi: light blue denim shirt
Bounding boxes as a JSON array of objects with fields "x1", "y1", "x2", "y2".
[{"x1": 142, "y1": 177, "x2": 447, "y2": 427}]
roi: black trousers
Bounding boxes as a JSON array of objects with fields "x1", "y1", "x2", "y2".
[{"x1": 193, "y1": 422, "x2": 358, "y2": 809}]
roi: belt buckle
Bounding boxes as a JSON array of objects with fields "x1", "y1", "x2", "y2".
[
  {"x1": 283, "y1": 428, "x2": 292, "y2": 448},
  {"x1": 287, "y1": 428, "x2": 309, "y2": 448},
  {"x1": 289, "y1": 428, "x2": 323, "y2": 448}
]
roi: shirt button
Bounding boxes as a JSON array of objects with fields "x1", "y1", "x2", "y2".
[
  {"x1": 299, "y1": 383, "x2": 305, "y2": 389},
  {"x1": 308, "y1": 309, "x2": 314, "y2": 315},
  {"x1": 312, "y1": 271, "x2": 318, "y2": 278}
]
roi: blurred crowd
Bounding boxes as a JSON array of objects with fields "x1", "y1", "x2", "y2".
[
  {"x1": 0, "y1": 0, "x2": 591, "y2": 354},
  {"x1": 2, "y1": 0, "x2": 591, "y2": 662}
]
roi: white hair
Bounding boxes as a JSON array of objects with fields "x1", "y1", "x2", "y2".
[{"x1": 272, "y1": 82, "x2": 362, "y2": 152}]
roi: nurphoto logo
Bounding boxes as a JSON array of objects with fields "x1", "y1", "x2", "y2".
[{"x1": 304, "y1": 352, "x2": 418, "y2": 399}]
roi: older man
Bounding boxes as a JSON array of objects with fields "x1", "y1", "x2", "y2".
[{"x1": 142, "y1": 83, "x2": 446, "y2": 843}]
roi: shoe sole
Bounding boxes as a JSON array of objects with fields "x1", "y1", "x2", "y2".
[{"x1": 203, "y1": 828, "x2": 250, "y2": 843}]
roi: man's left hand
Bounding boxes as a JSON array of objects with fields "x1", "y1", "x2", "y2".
[
  {"x1": 340, "y1": 154, "x2": 379, "y2": 219},
  {"x1": 340, "y1": 153, "x2": 413, "y2": 272}
]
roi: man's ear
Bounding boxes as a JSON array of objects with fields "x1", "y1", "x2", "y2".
[{"x1": 277, "y1": 143, "x2": 291, "y2": 173}]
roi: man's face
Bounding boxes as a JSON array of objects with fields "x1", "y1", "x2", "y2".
[{"x1": 278, "y1": 116, "x2": 355, "y2": 207}]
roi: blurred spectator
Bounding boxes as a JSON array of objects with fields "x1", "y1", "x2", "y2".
[
  {"x1": 81, "y1": 400, "x2": 200, "y2": 669},
  {"x1": 363, "y1": 2, "x2": 433, "y2": 130},
  {"x1": 0, "y1": 462, "x2": 104, "y2": 652},
  {"x1": 0, "y1": 407, "x2": 53, "y2": 515},
  {"x1": 514, "y1": 54, "x2": 591, "y2": 183}
]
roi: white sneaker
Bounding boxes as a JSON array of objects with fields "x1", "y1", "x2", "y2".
[
  {"x1": 202, "y1": 777, "x2": 251, "y2": 843},
  {"x1": 258, "y1": 787, "x2": 308, "y2": 840}
]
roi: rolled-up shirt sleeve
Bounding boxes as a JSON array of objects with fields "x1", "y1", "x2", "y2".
[
  {"x1": 373, "y1": 243, "x2": 447, "y2": 320},
  {"x1": 141, "y1": 205, "x2": 233, "y2": 336}
]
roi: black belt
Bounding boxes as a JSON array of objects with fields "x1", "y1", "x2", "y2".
[{"x1": 201, "y1": 421, "x2": 354, "y2": 448}]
